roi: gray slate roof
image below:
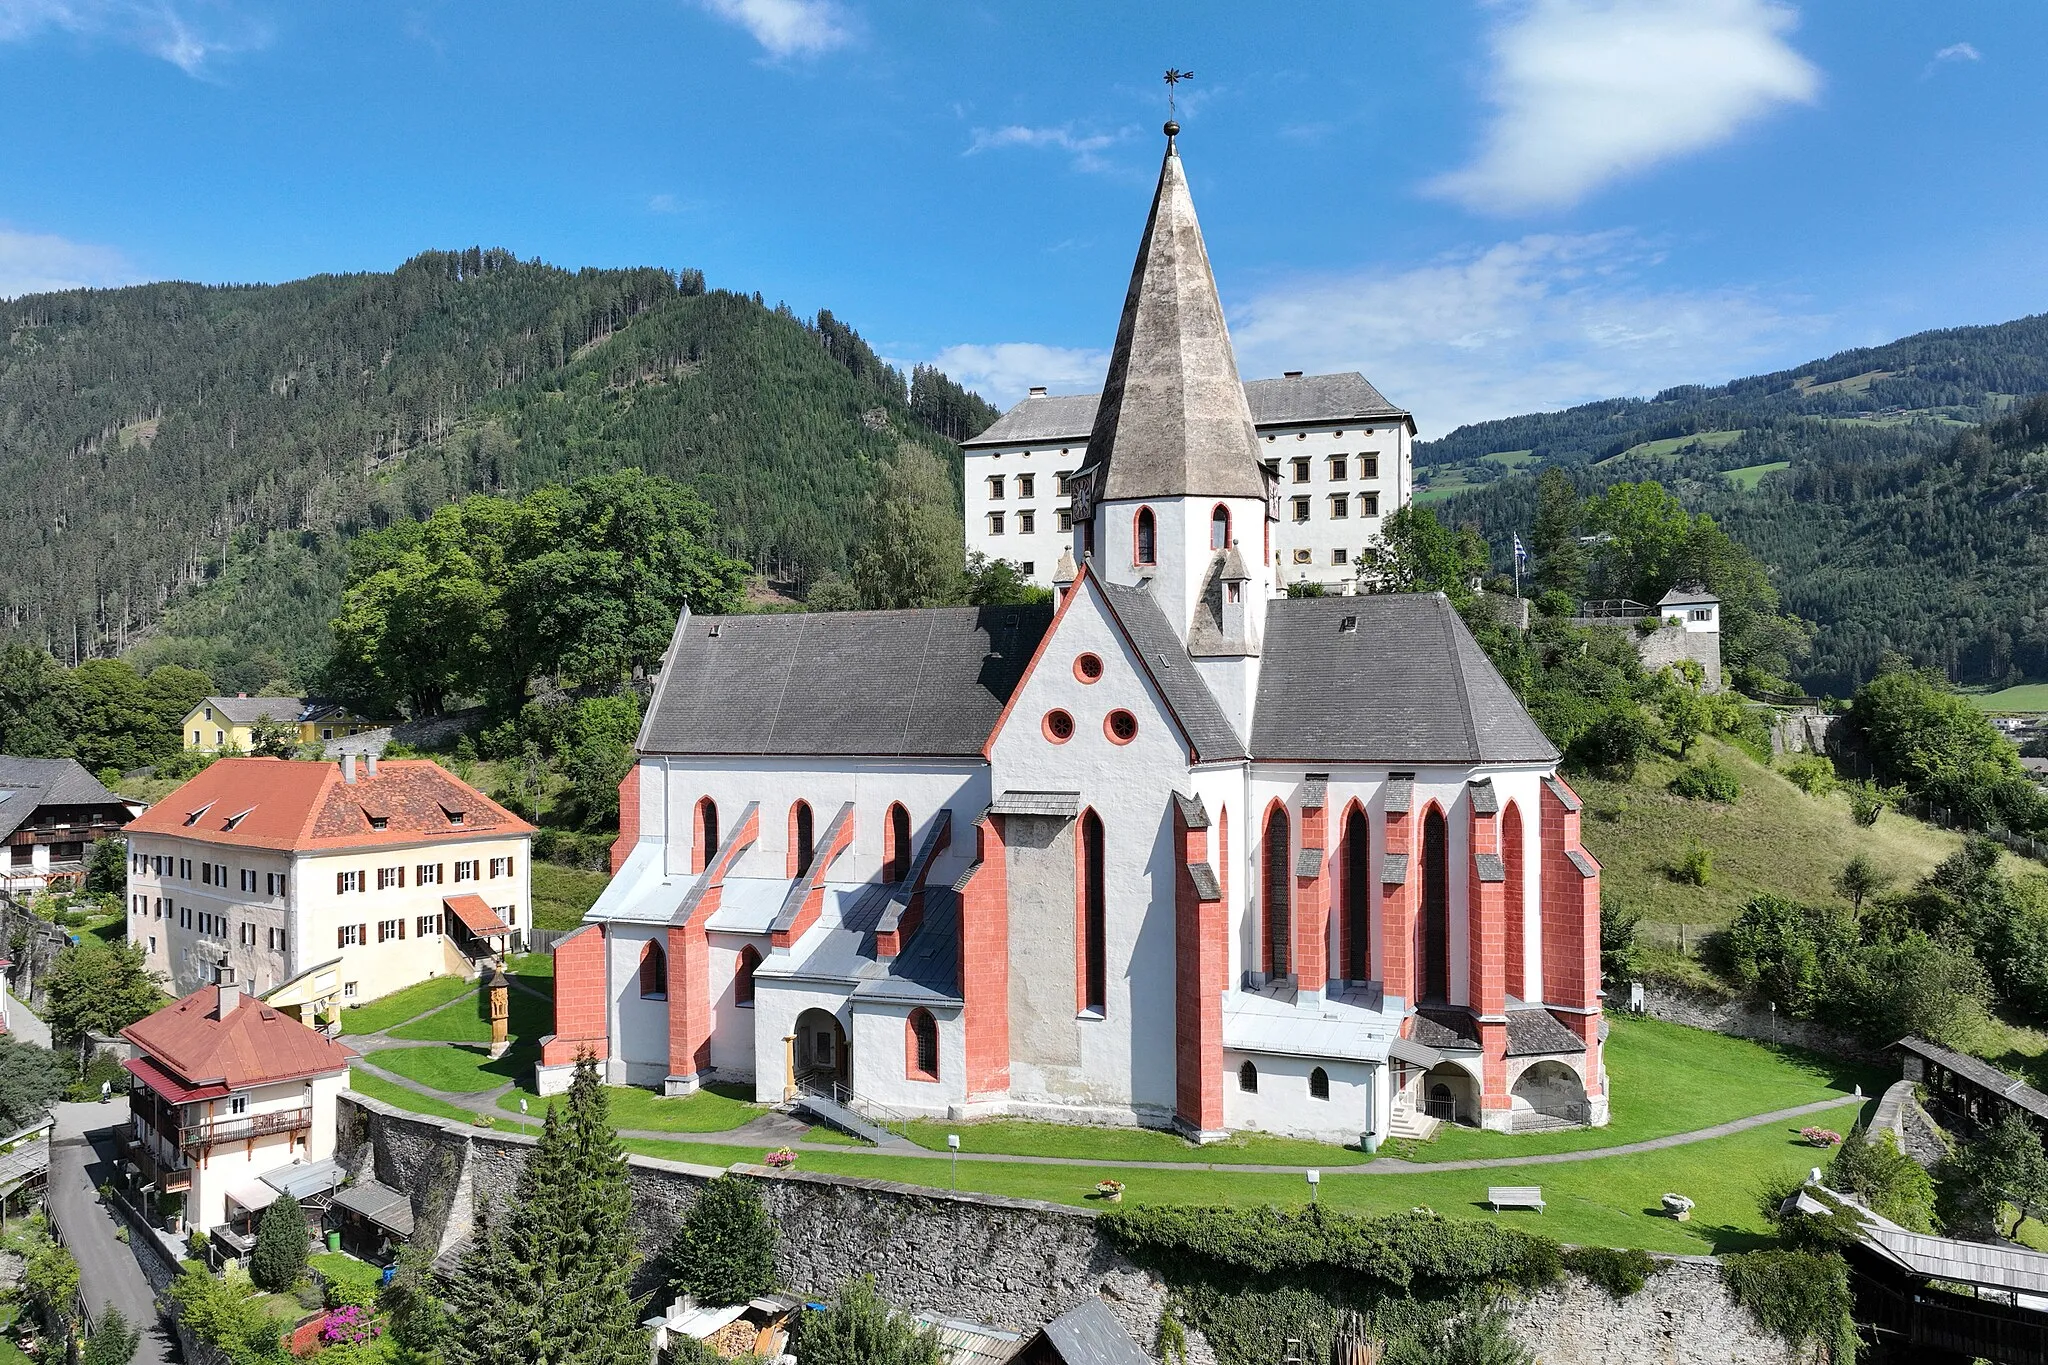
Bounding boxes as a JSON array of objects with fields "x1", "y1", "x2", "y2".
[
  {"x1": 1251, "y1": 594, "x2": 1560, "y2": 764},
  {"x1": 964, "y1": 373, "x2": 1408, "y2": 448},
  {"x1": 1070, "y1": 136, "x2": 1268, "y2": 504},
  {"x1": 1505, "y1": 1009, "x2": 1588, "y2": 1057},
  {"x1": 203, "y1": 695, "x2": 307, "y2": 725},
  {"x1": 776, "y1": 882, "x2": 962, "y2": 1005},
  {"x1": 1097, "y1": 579, "x2": 1247, "y2": 761},
  {"x1": 1657, "y1": 583, "x2": 1719, "y2": 607},
  {"x1": 642, "y1": 606, "x2": 1052, "y2": 757},
  {"x1": 1034, "y1": 1298, "x2": 1153, "y2": 1365},
  {"x1": 1894, "y1": 1036, "x2": 2048, "y2": 1122},
  {"x1": 0, "y1": 757, "x2": 129, "y2": 841}
]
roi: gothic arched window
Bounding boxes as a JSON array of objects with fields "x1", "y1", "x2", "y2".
[
  {"x1": 1079, "y1": 809, "x2": 1107, "y2": 1015},
  {"x1": 1135, "y1": 507, "x2": 1157, "y2": 566},
  {"x1": 1210, "y1": 504, "x2": 1231, "y2": 551},
  {"x1": 639, "y1": 940, "x2": 668, "y2": 1000}
]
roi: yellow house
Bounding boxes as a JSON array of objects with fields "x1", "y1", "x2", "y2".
[{"x1": 181, "y1": 696, "x2": 380, "y2": 753}]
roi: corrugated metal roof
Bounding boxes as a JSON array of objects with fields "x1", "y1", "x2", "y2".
[
  {"x1": 919, "y1": 1316, "x2": 1024, "y2": 1365},
  {"x1": 262, "y1": 1157, "x2": 344, "y2": 1201}
]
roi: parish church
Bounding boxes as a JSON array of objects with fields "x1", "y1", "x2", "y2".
[{"x1": 541, "y1": 123, "x2": 1608, "y2": 1143}]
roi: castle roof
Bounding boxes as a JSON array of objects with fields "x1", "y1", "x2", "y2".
[
  {"x1": 1251, "y1": 594, "x2": 1560, "y2": 765},
  {"x1": 641, "y1": 605, "x2": 1054, "y2": 758},
  {"x1": 962, "y1": 372, "x2": 1410, "y2": 448},
  {"x1": 125, "y1": 757, "x2": 530, "y2": 852},
  {"x1": 1070, "y1": 129, "x2": 1269, "y2": 504}
]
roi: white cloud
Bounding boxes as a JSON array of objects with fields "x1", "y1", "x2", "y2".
[
  {"x1": 0, "y1": 225, "x2": 133, "y2": 299},
  {"x1": 1933, "y1": 41, "x2": 1981, "y2": 63},
  {"x1": 966, "y1": 124, "x2": 1130, "y2": 174},
  {"x1": 1228, "y1": 232, "x2": 1828, "y2": 437},
  {"x1": 0, "y1": 0, "x2": 267, "y2": 74},
  {"x1": 924, "y1": 342, "x2": 1109, "y2": 408},
  {"x1": 1428, "y1": 0, "x2": 1820, "y2": 215},
  {"x1": 696, "y1": 0, "x2": 849, "y2": 58}
]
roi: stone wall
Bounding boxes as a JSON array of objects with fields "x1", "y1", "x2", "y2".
[
  {"x1": 1637, "y1": 981, "x2": 1880, "y2": 1062},
  {"x1": 337, "y1": 1093, "x2": 1807, "y2": 1365},
  {"x1": 1635, "y1": 623, "x2": 1723, "y2": 692}
]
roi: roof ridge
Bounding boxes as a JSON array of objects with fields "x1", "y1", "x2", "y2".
[{"x1": 1438, "y1": 595, "x2": 1481, "y2": 762}]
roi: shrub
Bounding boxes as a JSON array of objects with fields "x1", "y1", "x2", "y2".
[
  {"x1": 249, "y1": 1192, "x2": 308, "y2": 1291},
  {"x1": 325, "y1": 1271, "x2": 379, "y2": 1311},
  {"x1": 665, "y1": 1174, "x2": 778, "y2": 1307},
  {"x1": 1847, "y1": 780, "x2": 1890, "y2": 827},
  {"x1": 1671, "y1": 841, "x2": 1713, "y2": 887},
  {"x1": 1782, "y1": 755, "x2": 1836, "y2": 795},
  {"x1": 1720, "y1": 1250, "x2": 1857, "y2": 1363},
  {"x1": 794, "y1": 1276, "x2": 944, "y2": 1365},
  {"x1": 1830, "y1": 1122, "x2": 1938, "y2": 1233},
  {"x1": 1560, "y1": 1246, "x2": 1656, "y2": 1299},
  {"x1": 1669, "y1": 757, "x2": 1742, "y2": 803},
  {"x1": 1571, "y1": 703, "x2": 1654, "y2": 779}
]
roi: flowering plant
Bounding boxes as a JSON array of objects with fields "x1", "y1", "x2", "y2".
[
  {"x1": 1799, "y1": 1127, "x2": 1843, "y2": 1148},
  {"x1": 1095, "y1": 1180, "x2": 1125, "y2": 1196},
  {"x1": 321, "y1": 1305, "x2": 383, "y2": 1346},
  {"x1": 764, "y1": 1147, "x2": 798, "y2": 1169}
]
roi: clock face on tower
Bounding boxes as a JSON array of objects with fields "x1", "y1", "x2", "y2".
[{"x1": 1069, "y1": 469, "x2": 1096, "y2": 523}]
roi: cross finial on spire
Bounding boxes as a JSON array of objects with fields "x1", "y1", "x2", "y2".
[{"x1": 1164, "y1": 68, "x2": 1192, "y2": 140}]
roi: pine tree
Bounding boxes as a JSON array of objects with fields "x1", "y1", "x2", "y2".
[
  {"x1": 1530, "y1": 468, "x2": 1586, "y2": 602},
  {"x1": 444, "y1": 1055, "x2": 645, "y2": 1365},
  {"x1": 249, "y1": 1192, "x2": 309, "y2": 1292},
  {"x1": 666, "y1": 1174, "x2": 778, "y2": 1306},
  {"x1": 81, "y1": 1307, "x2": 140, "y2": 1365}
]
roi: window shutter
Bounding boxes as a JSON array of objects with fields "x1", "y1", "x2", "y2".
[
  {"x1": 337, "y1": 927, "x2": 346, "y2": 949},
  {"x1": 360, "y1": 868, "x2": 368, "y2": 893},
  {"x1": 399, "y1": 866, "x2": 406, "y2": 888},
  {"x1": 336, "y1": 872, "x2": 344, "y2": 895},
  {"x1": 508, "y1": 856, "x2": 515, "y2": 878},
  {"x1": 399, "y1": 920, "x2": 406, "y2": 940},
  {"x1": 360, "y1": 922, "x2": 368, "y2": 945}
]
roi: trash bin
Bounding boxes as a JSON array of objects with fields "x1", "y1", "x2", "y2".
[{"x1": 328, "y1": 1231, "x2": 342, "y2": 1253}]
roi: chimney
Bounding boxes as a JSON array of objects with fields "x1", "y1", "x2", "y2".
[
  {"x1": 216, "y1": 981, "x2": 243, "y2": 1017},
  {"x1": 343, "y1": 754, "x2": 357, "y2": 784},
  {"x1": 237, "y1": 691, "x2": 248, "y2": 698},
  {"x1": 1028, "y1": 386, "x2": 1048, "y2": 398},
  {"x1": 366, "y1": 752, "x2": 378, "y2": 778},
  {"x1": 1283, "y1": 370, "x2": 1303, "y2": 379}
]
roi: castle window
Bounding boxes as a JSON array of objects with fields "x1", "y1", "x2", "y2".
[
  {"x1": 1134, "y1": 508, "x2": 1156, "y2": 566},
  {"x1": 736, "y1": 945, "x2": 760, "y2": 1006},
  {"x1": 1079, "y1": 809, "x2": 1107, "y2": 1015},
  {"x1": 988, "y1": 511, "x2": 1005, "y2": 535},
  {"x1": 1043, "y1": 710, "x2": 1075, "y2": 743},
  {"x1": 1310, "y1": 1066, "x2": 1330, "y2": 1100},
  {"x1": 1055, "y1": 470, "x2": 1073, "y2": 495},
  {"x1": 1292, "y1": 497, "x2": 1311, "y2": 523},
  {"x1": 694, "y1": 798, "x2": 719, "y2": 874},
  {"x1": 1238, "y1": 1060, "x2": 1259, "y2": 1093},
  {"x1": 1292, "y1": 548, "x2": 1313, "y2": 565},
  {"x1": 639, "y1": 940, "x2": 667, "y2": 999},
  {"x1": 907, "y1": 1008, "x2": 939, "y2": 1080},
  {"x1": 885, "y1": 803, "x2": 912, "y2": 883},
  {"x1": 791, "y1": 801, "x2": 815, "y2": 878},
  {"x1": 1329, "y1": 494, "x2": 1349, "y2": 520},
  {"x1": 1056, "y1": 509, "x2": 1073, "y2": 532},
  {"x1": 1362, "y1": 454, "x2": 1380, "y2": 479},
  {"x1": 1017, "y1": 474, "x2": 1035, "y2": 499},
  {"x1": 1332, "y1": 548, "x2": 1348, "y2": 565},
  {"x1": 1018, "y1": 510, "x2": 1036, "y2": 535},
  {"x1": 987, "y1": 475, "x2": 1004, "y2": 500},
  {"x1": 1363, "y1": 493, "x2": 1380, "y2": 516},
  {"x1": 1210, "y1": 505, "x2": 1231, "y2": 550},
  {"x1": 1329, "y1": 455, "x2": 1348, "y2": 481},
  {"x1": 1291, "y1": 457, "x2": 1310, "y2": 483}
]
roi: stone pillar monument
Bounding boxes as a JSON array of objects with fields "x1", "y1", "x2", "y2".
[{"x1": 485, "y1": 962, "x2": 511, "y2": 1060}]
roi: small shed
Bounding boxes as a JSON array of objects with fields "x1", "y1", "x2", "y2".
[
  {"x1": 1893, "y1": 1036, "x2": 2048, "y2": 1141},
  {"x1": 330, "y1": 1179, "x2": 415, "y2": 1264},
  {"x1": 1011, "y1": 1298, "x2": 1151, "y2": 1365}
]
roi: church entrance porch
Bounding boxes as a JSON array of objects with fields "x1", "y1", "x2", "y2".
[
  {"x1": 794, "y1": 1007, "x2": 849, "y2": 1097},
  {"x1": 1422, "y1": 1063, "x2": 1479, "y2": 1127},
  {"x1": 1509, "y1": 1058, "x2": 1592, "y2": 1130}
]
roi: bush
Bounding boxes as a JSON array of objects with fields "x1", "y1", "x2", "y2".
[
  {"x1": 665, "y1": 1174, "x2": 778, "y2": 1306},
  {"x1": 1671, "y1": 841, "x2": 1713, "y2": 887},
  {"x1": 1720, "y1": 1250, "x2": 1857, "y2": 1363},
  {"x1": 1560, "y1": 1246, "x2": 1656, "y2": 1299},
  {"x1": 1781, "y1": 755, "x2": 1837, "y2": 795},
  {"x1": 793, "y1": 1277, "x2": 943, "y2": 1365},
  {"x1": 1846, "y1": 780, "x2": 1890, "y2": 827},
  {"x1": 1830, "y1": 1122, "x2": 1938, "y2": 1233},
  {"x1": 1570, "y1": 703, "x2": 1654, "y2": 779},
  {"x1": 325, "y1": 1270, "x2": 379, "y2": 1311},
  {"x1": 1669, "y1": 757, "x2": 1742, "y2": 803},
  {"x1": 249, "y1": 1193, "x2": 308, "y2": 1291}
]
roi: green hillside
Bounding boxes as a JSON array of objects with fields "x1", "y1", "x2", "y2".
[{"x1": 0, "y1": 248, "x2": 994, "y2": 687}]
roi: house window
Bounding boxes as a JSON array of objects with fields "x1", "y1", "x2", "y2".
[
  {"x1": 377, "y1": 918, "x2": 406, "y2": 942},
  {"x1": 1019, "y1": 561, "x2": 1034, "y2": 576},
  {"x1": 214, "y1": 730, "x2": 225, "y2": 746},
  {"x1": 1333, "y1": 548, "x2": 1349, "y2": 565},
  {"x1": 907, "y1": 1008, "x2": 940, "y2": 1081},
  {"x1": 1078, "y1": 809, "x2": 1107, "y2": 1016},
  {"x1": 1017, "y1": 474, "x2": 1035, "y2": 498},
  {"x1": 1291, "y1": 457, "x2": 1310, "y2": 483},
  {"x1": 884, "y1": 803, "x2": 912, "y2": 883},
  {"x1": 694, "y1": 798, "x2": 719, "y2": 874},
  {"x1": 321, "y1": 728, "x2": 333, "y2": 741},
  {"x1": 454, "y1": 859, "x2": 479, "y2": 882},
  {"x1": 1263, "y1": 804, "x2": 1293, "y2": 979},
  {"x1": 192, "y1": 731, "x2": 200, "y2": 745},
  {"x1": 1690, "y1": 608, "x2": 1712, "y2": 622},
  {"x1": 338, "y1": 870, "x2": 362, "y2": 893},
  {"x1": 1329, "y1": 494, "x2": 1349, "y2": 519},
  {"x1": 343, "y1": 981, "x2": 358, "y2": 999},
  {"x1": 1362, "y1": 492, "x2": 1380, "y2": 516},
  {"x1": 1291, "y1": 497, "x2": 1311, "y2": 523},
  {"x1": 415, "y1": 915, "x2": 440, "y2": 938},
  {"x1": 1056, "y1": 509, "x2": 1073, "y2": 532},
  {"x1": 1329, "y1": 455, "x2": 1348, "y2": 481},
  {"x1": 201, "y1": 863, "x2": 212, "y2": 886},
  {"x1": 377, "y1": 866, "x2": 404, "y2": 890},
  {"x1": 416, "y1": 864, "x2": 442, "y2": 885},
  {"x1": 1292, "y1": 548, "x2": 1313, "y2": 565},
  {"x1": 1238, "y1": 1060, "x2": 1259, "y2": 1093},
  {"x1": 490, "y1": 856, "x2": 513, "y2": 878},
  {"x1": 1310, "y1": 1067, "x2": 1330, "y2": 1100},
  {"x1": 269, "y1": 927, "x2": 289, "y2": 952},
  {"x1": 988, "y1": 512, "x2": 1005, "y2": 535},
  {"x1": 1134, "y1": 507, "x2": 1156, "y2": 566},
  {"x1": 1018, "y1": 510, "x2": 1036, "y2": 535},
  {"x1": 791, "y1": 801, "x2": 815, "y2": 878},
  {"x1": 1210, "y1": 505, "x2": 1230, "y2": 550},
  {"x1": 339, "y1": 924, "x2": 362, "y2": 948},
  {"x1": 240, "y1": 922, "x2": 254, "y2": 946},
  {"x1": 639, "y1": 941, "x2": 667, "y2": 999},
  {"x1": 1361, "y1": 454, "x2": 1379, "y2": 479},
  {"x1": 230, "y1": 1095, "x2": 248, "y2": 1116},
  {"x1": 986, "y1": 475, "x2": 1004, "y2": 500},
  {"x1": 736, "y1": 945, "x2": 760, "y2": 1006}
]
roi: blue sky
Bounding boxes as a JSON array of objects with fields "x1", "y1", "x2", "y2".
[{"x1": 4, "y1": 1, "x2": 2046, "y2": 435}]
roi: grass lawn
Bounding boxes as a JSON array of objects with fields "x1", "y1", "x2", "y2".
[
  {"x1": 389, "y1": 978, "x2": 552, "y2": 1044},
  {"x1": 1482, "y1": 450, "x2": 1537, "y2": 468},
  {"x1": 348, "y1": 1067, "x2": 483, "y2": 1124},
  {"x1": 1576, "y1": 738, "x2": 1974, "y2": 937},
  {"x1": 905, "y1": 1118, "x2": 1363, "y2": 1165},
  {"x1": 311, "y1": 1250, "x2": 384, "y2": 1294},
  {"x1": 532, "y1": 861, "x2": 611, "y2": 931},
  {"x1": 1724, "y1": 460, "x2": 1790, "y2": 491},
  {"x1": 341, "y1": 976, "x2": 476, "y2": 1036},
  {"x1": 363, "y1": 1043, "x2": 533, "y2": 1093},
  {"x1": 1387, "y1": 1015, "x2": 1882, "y2": 1162},
  {"x1": 508, "y1": 951, "x2": 555, "y2": 978},
  {"x1": 496, "y1": 1078, "x2": 766, "y2": 1131},
  {"x1": 623, "y1": 1098, "x2": 1868, "y2": 1254},
  {"x1": 1964, "y1": 681, "x2": 2048, "y2": 714}
]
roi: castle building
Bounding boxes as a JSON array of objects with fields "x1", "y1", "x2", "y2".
[
  {"x1": 964, "y1": 373, "x2": 1415, "y2": 596},
  {"x1": 543, "y1": 126, "x2": 1606, "y2": 1142}
]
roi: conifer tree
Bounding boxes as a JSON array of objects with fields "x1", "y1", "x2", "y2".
[
  {"x1": 249, "y1": 1192, "x2": 309, "y2": 1291},
  {"x1": 666, "y1": 1174, "x2": 778, "y2": 1306}
]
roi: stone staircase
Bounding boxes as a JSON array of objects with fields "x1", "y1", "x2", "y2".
[
  {"x1": 1385, "y1": 1093, "x2": 1440, "y2": 1142},
  {"x1": 792, "y1": 1086, "x2": 917, "y2": 1150}
]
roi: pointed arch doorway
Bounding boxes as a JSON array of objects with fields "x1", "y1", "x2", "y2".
[{"x1": 794, "y1": 1007, "x2": 849, "y2": 1096}]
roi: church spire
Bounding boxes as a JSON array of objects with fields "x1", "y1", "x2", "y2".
[{"x1": 1073, "y1": 123, "x2": 1267, "y2": 505}]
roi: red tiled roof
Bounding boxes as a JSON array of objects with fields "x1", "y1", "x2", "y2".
[
  {"x1": 122, "y1": 1054, "x2": 231, "y2": 1104},
  {"x1": 120, "y1": 985, "x2": 356, "y2": 1090},
  {"x1": 444, "y1": 893, "x2": 510, "y2": 936},
  {"x1": 124, "y1": 757, "x2": 533, "y2": 853}
]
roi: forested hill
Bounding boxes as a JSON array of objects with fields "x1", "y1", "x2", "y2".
[{"x1": 0, "y1": 247, "x2": 996, "y2": 686}]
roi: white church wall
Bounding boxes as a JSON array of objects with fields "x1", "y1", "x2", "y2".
[
  {"x1": 706, "y1": 931, "x2": 769, "y2": 1081},
  {"x1": 849, "y1": 1001, "x2": 967, "y2": 1114},
  {"x1": 987, "y1": 578, "x2": 1200, "y2": 1126},
  {"x1": 747, "y1": 976, "x2": 850, "y2": 1104},
  {"x1": 603, "y1": 922, "x2": 670, "y2": 1088},
  {"x1": 1222, "y1": 1051, "x2": 1382, "y2": 1145}
]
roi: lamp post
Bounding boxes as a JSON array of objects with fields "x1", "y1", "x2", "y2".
[
  {"x1": 947, "y1": 1133, "x2": 959, "y2": 1189},
  {"x1": 1306, "y1": 1169, "x2": 1320, "y2": 1205}
]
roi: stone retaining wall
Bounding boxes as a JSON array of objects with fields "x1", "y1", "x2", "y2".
[
  {"x1": 1638, "y1": 981, "x2": 1880, "y2": 1062},
  {"x1": 337, "y1": 1093, "x2": 1807, "y2": 1365}
]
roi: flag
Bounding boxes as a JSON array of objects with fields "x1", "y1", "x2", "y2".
[{"x1": 1513, "y1": 533, "x2": 1528, "y2": 564}]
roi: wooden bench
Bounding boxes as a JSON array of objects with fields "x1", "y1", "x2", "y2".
[{"x1": 1487, "y1": 1186, "x2": 1545, "y2": 1212}]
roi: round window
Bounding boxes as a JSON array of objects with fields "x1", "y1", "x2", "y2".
[
  {"x1": 1074, "y1": 653, "x2": 1104, "y2": 683},
  {"x1": 1105, "y1": 709, "x2": 1138, "y2": 744},
  {"x1": 1042, "y1": 710, "x2": 1076, "y2": 743}
]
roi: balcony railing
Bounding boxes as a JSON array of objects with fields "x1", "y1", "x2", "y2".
[{"x1": 179, "y1": 1105, "x2": 314, "y2": 1154}]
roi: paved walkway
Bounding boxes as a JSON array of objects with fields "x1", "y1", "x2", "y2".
[
  {"x1": 8, "y1": 990, "x2": 51, "y2": 1048},
  {"x1": 48, "y1": 1102, "x2": 171, "y2": 1365}
]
